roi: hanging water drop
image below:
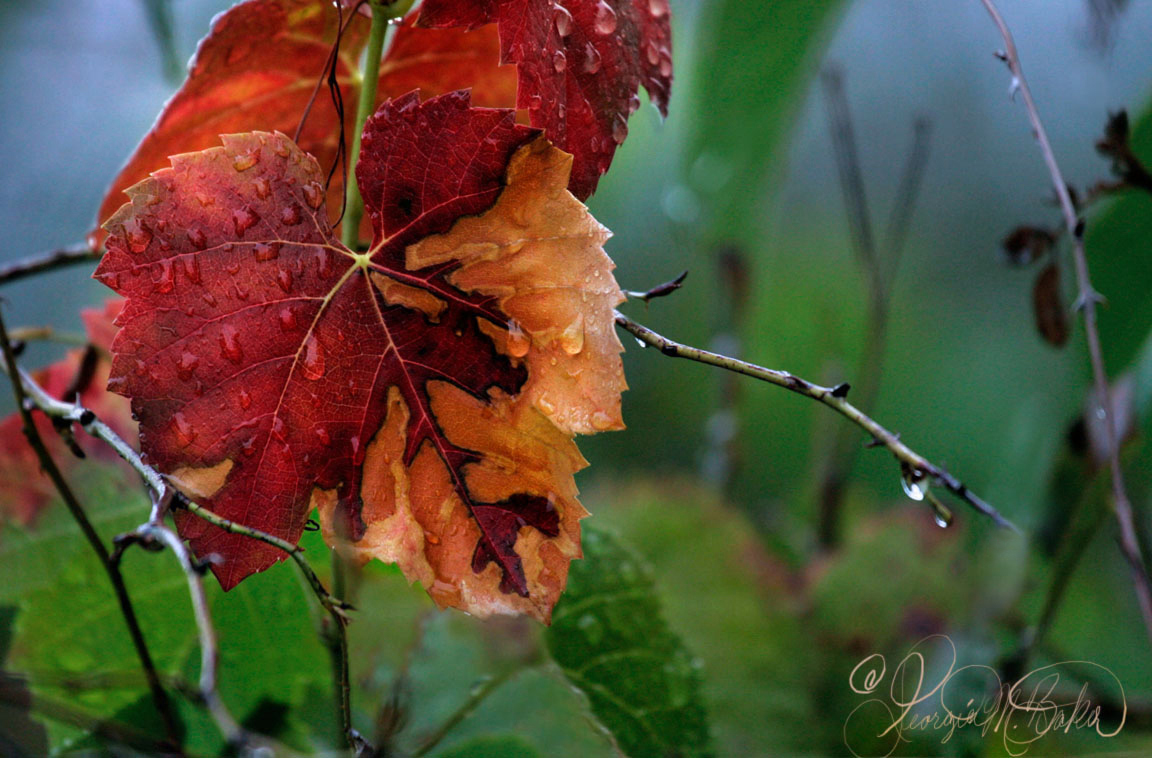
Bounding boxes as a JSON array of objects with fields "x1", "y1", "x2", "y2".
[
  {"x1": 219, "y1": 324, "x2": 244, "y2": 364},
  {"x1": 276, "y1": 267, "x2": 293, "y2": 293},
  {"x1": 582, "y1": 42, "x2": 602, "y2": 73},
  {"x1": 173, "y1": 413, "x2": 195, "y2": 447},
  {"x1": 552, "y1": 49, "x2": 567, "y2": 73},
  {"x1": 182, "y1": 256, "x2": 202, "y2": 284},
  {"x1": 559, "y1": 317, "x2": 585, "y2": 355},
  {"x1": 238, "y1": 389, "x2": 252, "y2": 410},
  {"x1": 232, "y1": 149, "x2": 259, "y2": 171},
  {"x1": 593, "y1": 1, "x2": 617, "y2": 34},
  {"x1": 611, "y1": 113, "x2": 628, "y2": 144},
  {"x1": 155, "y1": 260, "x2": 175, "y2": 294},
  {"x1": 506, "y1": 320, "x2": 530, "y2": 357},
  {"x1": 302, "y1": 334, "x2": 325, "y2": 380},
  {"x1": 649, "y1": 0, "x2": 670, "y2": 18},
  {"x1": 302, "y1": 181, "x2": 325, "y2": 209},
  {"x1": 553, "y1": 3, "x2": 573, "y2": 36},
  {"x1": 314, "y1": 426, "x2": 331, "y2": 446},
  {"x1": 280, "y1": 204, "x2": 302, "y2": 226},
  {"x1": 253, "y1": 177, "x2": 271, "y2": 199},
  {"x1": 232, "y1": 207, "x2": 259, "y2": 236},
  {"x1": 253, "y1": 242, "x2": 280, "y2": 261},
  {"x1": 125, "y1": 219, "x2": 152, "y2": 253},
  {"x1": 901, "y1": 469, "x2": 928, "y2": 501},
  {"x1": 279, "y1": 306, "x2": 298, "y2": 331},
  {"x1": 188, "y1": 227, "x2": 208, "y2": 249}
]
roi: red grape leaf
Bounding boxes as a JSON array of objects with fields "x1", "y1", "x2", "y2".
[
  {"x1": 0, "y1": 300, "x2": 137, "y2": 527},
  {"x1": 94, "y1": 0, "x2": 515, "y2": 244},
  {"x1": 417, "y1": 0, "x2": 673, "y2": 199},
  {"x1": 95, "y1": 92, "x2": 625, "y2": 621}
]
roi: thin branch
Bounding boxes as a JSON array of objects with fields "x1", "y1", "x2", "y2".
[
  {"x1": 411, "y1": 669, "x2": 516, "y2": 757},
  {"x1": 0, "y1": 243, "x2": 100, "y2": 286},
  {"x1": 615, "y1": 310, "x2": 1016, "y2": 531},
  {"x1": 623, "y1": 270, "x2": 689, "y2": 303},
  {"x1": 0, "y1": 307, "x2": 181, "y2": 748},
  {"x1": 13, "y1": 363, "x2": 362, "y2": 752},
  {"x1": 979, "y1": 0, "x2": 1152, "y2": 644}
]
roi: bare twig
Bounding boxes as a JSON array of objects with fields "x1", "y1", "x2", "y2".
[
  {"x1": 979, "y1": 0, "x2": 1152, "y2": 644},
  {"x1": 0, "y1": 243, "x2": 100, "y2": 286},
  {"x1": 615, "y1": 310, "x2": 1016, "y2": 531},
  {"x1": 0, "y1": 307, "x2": 181, "y2": 748},
  {"x1": 13, "y1": 363, "x2": 362, "y2": 751},
  {"x1": 623, "y1": 270, "x2": 689, "y2": 303}
]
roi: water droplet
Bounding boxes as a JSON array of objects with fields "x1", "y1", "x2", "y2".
[
  {"x1": 553, "y1": 3, "x2": 573, "y2": 36},
  {"x1": 133, "y1": 359, "x2": 148, "y2": 377},
  {"x1": 582, "y1": 42, "x2": 602, "y2": 73},
  {"x1": 649, "y1": 0, "x2": 670, "y2": 18},
  {"x1": 611, "y1": 114, "x2": 628, "y2": 144},
  {"x1": 591, "y1": 411, "x2": 615, "y2": 430},
  {"x1": 253, "y1": 177, "x2": 271, "y2": 199},
  {"x1": 238, "y1": 389, "x2": 252, "y2": 410},
  {"x1": 232, "y1": 207, "x2": 259, "y2": 236},
  {"x1": 645, "y1": 39, "x2": 660, "y2": 66},
  {"x1": 274, "y1": 138, "x2": 291, "y2": 158},
  {"x1": 280, "y1": 204, "x2": 302, "y2": 226},
  {"x1": 232, "y1": 149, "x2": 259, "y2": 171},
  {"x1": 634, "y1": 337, "x2": 647, "y2": 348},
  {"x1": 349, "y1": 435, "x2": 361, "y2": 459},
  {"x1": 179, "y1": 255, "x2": 201, "y2": 284},
  {"x1": 301, "y1": 334, "x2": 325, "y2": 380},
  {"x1": 593, "y1": 2, "x2": 617, "y2": 34},
  {"x1": 188, "y1": 227, "x2": 208, "y2": 249},
  {"x1": 253, "y1": 242, "x2": 280, "y2": 262},
  {"x1": 538, "y1": 393, "x2": 556, "y2": 415},
  {"x1": 194, "y1": 192, "x2": 215, "y2": 208},
  {"x1": 506, "y1": 320, "x2": 530, "y2": 357},
  {"x1": 173, "y1": 413, "x2": 195, "y2": 447},
  {"x1": 658, "y1": 49, "x2": 672, "y2": 78},
  {"x1": 559, "y1": 317, "x2": 585, "y2": 354},
  {"x1": 272, "y1": 416, "x2": 285, "y2": 436},
  {"x1": 528, "y1": 93, "x2": 543, "y2": 111},
  {"x1": 933, "y1": 507, "x2": 954, "y2": 529},
  {"x1": 315, "y1": 249, "x2": 334, "y2": 278},
  {"x1": 125, "y1": 219, "x2": 152, "y2": 253},
  {"x1": 552, "y1": 50, "x2": 567, "y2": 73},
  {"x1": 302, "y1": 181, "x2": 325, "y2": 209},
  {"x1": 242, "y1": 436, "x2": 257, "y2": 456},
  {"x1": 176, "y1": 351, "x2": 200, "y2": 381},
  {"x1": 276, "y1": 267, "x2": 293, "y2": 293},
  {"x1": 627, "y1": 93, "x2": 642, "y2": 114},
  {"x1": 425, "y1": 530, "x2": 441, "y2": 545},
  {"x1": 314, "y1": 426, "x2": 331, "y2": 446},
  {"x1": 219, "y1": 324, "x2": 243, "y2": 364},
  {"x1": 901, "y1": 471, "x2": 927, "y2": 501},
  {"x1": 576, "y1": 613, "x2": 604, "y2": 645},
  {"x1": 155, "y1": 260, "x2": 175, "y2": 294},
  {"x1": 278, "y1": 306, "x2": 298, "y2": 331}
]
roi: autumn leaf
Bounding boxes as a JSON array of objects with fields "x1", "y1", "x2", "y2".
[
  {"x1": 95, "y1": 0, "x2": 514, "y2": 243},
  {"x1": 95, "y1": 91, "x2": 625, "y2": 621},
  {"x1": 0, "y1": 300, "x2": 137, "y2": 527},
  {"x1": 417, "y1": 0, "x2": 673, "y2": 199}
]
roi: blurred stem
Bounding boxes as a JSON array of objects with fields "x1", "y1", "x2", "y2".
[
  {"x1": 139, "y1": 0, "x2": 182, "y2": 83},
  {"x1": 342, "y1": 1, "x2": 411, "y2": 248},
  {"x1": 616, "y1": 310, "x2": 1016, "y2": 531},
  {"x1": 980, "y1": 0, "x2": 1152, "y2": 646},
  {"x1": 0, "y1": 307, "x2": 181, "y2": 749},
  {"x1": 411, "y1": 669, "x2": 516, "y2": 757}
]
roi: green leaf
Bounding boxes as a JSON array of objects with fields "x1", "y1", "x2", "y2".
[
  {"x1": 0, "y1": 468, "x2": 332, "y2": 754},
  {"x1": 545, "y1": 526, "x2": 712, "y2": 758},
  {"x1": 435, "y1": 734, "x2": 541, "y2": 758},
  {"x1": 686, "y1": 0, "x2": 847, "y2": 244}
]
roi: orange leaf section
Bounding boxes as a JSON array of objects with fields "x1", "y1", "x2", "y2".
[
  {"x1": 319, "y1": 138, "x2": 624, "y2": 620},
  {"x1": 95, "y1": 0, "x2": 515, "y2": 241},
  {"x1": 0, "y1": 300, "x2": 137, "y2": 527},
  {"x1": 96, "y1": 94, "x2": 624, "y2": 621}
]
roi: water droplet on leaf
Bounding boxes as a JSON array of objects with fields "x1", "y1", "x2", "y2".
[
  {"x1": 219, "y1": 324, "x2": 243, "y2": 363},
  {"x1": 553, "y1": 4, "x2": 573, "y2": 36},
  {"x1": 506, "y1": 320, "x2": 530, "y2": 357},
  {"x1": 302, "y1": 334, "x2": 325, "y2": 380}
]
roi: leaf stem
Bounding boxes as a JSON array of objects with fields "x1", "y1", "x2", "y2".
[
  {"x1": 0, "y1": 307, "x2": 181, "y2": 749},
  {"x1": 615, "y1": 310, "x2": 1016, "y2": 531},
  {"x1": 978, "y1": 0, "x2": 1152, "y2": 646},
  {"x1": 341, "y1": 2, "x2": 396, "y2": 249}
]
